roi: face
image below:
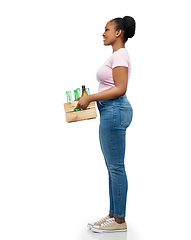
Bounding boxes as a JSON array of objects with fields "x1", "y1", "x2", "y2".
[{"x1": 102, "y1": 21, "x2": 118, "y2": 46}]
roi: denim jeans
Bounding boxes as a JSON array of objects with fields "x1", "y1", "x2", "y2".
[{"x1": 97, "y1": 95, "x2": 133, "y2": 217}]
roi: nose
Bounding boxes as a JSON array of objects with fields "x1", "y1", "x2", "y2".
[{"x1": 102, "y1": 32, "x2": 105, "y2": 37}]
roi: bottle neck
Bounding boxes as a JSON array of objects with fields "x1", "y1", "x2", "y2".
[{"x1": 82, "y1": 86, "x2": 87, "y2": 96}]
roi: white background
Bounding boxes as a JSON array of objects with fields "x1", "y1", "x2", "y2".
[{"x1": 0, "y1": 0, "x2": 191, "y2": 239}]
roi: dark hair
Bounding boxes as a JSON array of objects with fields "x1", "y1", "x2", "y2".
[{"x1": 111, "y1": 16, "x2": 136, "y2": 43}]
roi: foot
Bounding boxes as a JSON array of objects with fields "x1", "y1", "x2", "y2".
[
  {"x1": 87, "y1": 215, "x2": 112, "y2": 229},
  {"x1": 91, "y1": 218, "x2": 127, "y2": 233}
]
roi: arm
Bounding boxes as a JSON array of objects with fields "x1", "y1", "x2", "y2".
[{"x1": 76, "y1": 66, "x2": 128, "y2": 109}]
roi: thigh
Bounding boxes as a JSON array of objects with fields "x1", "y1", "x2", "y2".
[
  {"x1": 99, "y1": 103, "x2": 114, "y2": 162},
  {"x1": 99, "y1": 112, "x2": 126, "y2": 168},
  {"x1": 98, "y1": 98, "x2": 133, "y2": 167}
]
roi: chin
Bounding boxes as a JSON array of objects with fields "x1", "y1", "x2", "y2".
[{"x1": 103, "y1": 41, "x2": 110, "y2": 46}]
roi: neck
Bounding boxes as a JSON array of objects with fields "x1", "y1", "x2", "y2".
[{"x1": 112, "y1": 41, "x2": 125, "y2": 53}]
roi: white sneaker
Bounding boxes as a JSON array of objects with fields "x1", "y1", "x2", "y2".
[{"x1": 87, "y1": 215, "x2": 111, "y2": 229}]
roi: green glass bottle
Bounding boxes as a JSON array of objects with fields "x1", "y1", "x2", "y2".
[
  {"x1": 66, "y1": 91, "x2": 73, "y2": 102},
  {"x1": 74, "y1": 90, "x2": 78, "y2": 100},
  {"x1": 74, "y1": 88, "x2": 81, "y2": 100},
  {"x1": 86, "y1": 88, "x2": 90, "y2": 95},
  {"x1": 74, "y1": 88, "x2": 81, "y2": 111},
  {"x1": 76, "y1": 88, "x2": 81, "y2": 98}
]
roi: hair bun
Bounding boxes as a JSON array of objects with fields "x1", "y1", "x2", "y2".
[{"x1": 123, "y1": 16, "x2": 136, "y2": 38}]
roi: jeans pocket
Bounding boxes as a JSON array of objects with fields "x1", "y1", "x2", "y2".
[
  {"x1": 120, "y1": 107, "x2": 133, "y2": 128},
  {"x1": 99, "y1": 100, "x2": 113, "y2": 107}
]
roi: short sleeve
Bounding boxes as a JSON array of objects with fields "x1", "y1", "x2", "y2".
[{"x1": 111, "y1": 49, "x2": 129, "y2": 69}]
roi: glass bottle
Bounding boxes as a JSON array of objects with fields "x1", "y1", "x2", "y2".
[
  {"x1": 74, "y1": 88, "x2": 81, "y2": 100},
  {"x1": 74, "y1": 88, "x2": 81, "y2": 111},
  {"x1": 81, "y1": 85, "x2": 88, "y2": 96},
  {"x1": 66, "y1": 91, "x2": 73, "y2": 102},
  {"x1": 74, "y1": 90, "x2": 78, "y2": 100},
  {"x1": 85, "y1": 88, "x2": 90, "y2": 95},
  {"x1": 76, "y1": 88, "x2": 81, "y2": 97}
]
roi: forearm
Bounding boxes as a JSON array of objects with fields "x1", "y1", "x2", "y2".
[{"x1": 89, "y1": 86, "x2": 126, "y2": 102}]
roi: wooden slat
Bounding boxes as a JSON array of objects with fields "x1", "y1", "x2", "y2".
[
  {"x1": 64, "y1": 101, "x2": 96, "y2": 113},
  {"x1": 65, "y1": 108, "x2": 97, "y2": 123}
]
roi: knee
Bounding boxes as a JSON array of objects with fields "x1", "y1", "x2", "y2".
[{"x1": 108, "y1": 164, "x2": 126, "y2": 177}]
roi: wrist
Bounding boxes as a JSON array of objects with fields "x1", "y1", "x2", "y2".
[{"x1": 88, "y1": 94, "x2": 94, "y2": 102}]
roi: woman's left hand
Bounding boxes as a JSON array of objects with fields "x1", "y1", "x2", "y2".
[{"x1": 75, "y1": 95, "x2": 91, "y2": 110}]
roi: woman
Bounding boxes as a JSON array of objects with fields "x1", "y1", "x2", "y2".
[{"x1": 76, "y1": 16, "x2": 136, "y2": 233}]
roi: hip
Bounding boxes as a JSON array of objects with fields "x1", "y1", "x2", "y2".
[{"x1": 97, "y1": 95, "x2": 133, "y2": 129}]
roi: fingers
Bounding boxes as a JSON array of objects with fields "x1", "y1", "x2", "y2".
[
  {"x1": 75, "y1": 97, "x2": 80, "y2": 109},
  {"x1": 76, "y1": 104, "x2": 84, "y2": 110},
  {"x1": 75, "y1": 96, "x2": 89, "y2": 110},
  {"x1": 75, "y1": 102, "x2": 80, "y2": 109},
  {"x1": 75, "y1": 101, "x2": 83, "y2": 110},
  {"x1": 75, "y1": 102, "x2": 86, "y2": 110}
]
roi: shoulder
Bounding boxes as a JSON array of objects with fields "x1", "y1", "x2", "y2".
[
  {"x1": 111, "y1": 48, "x2": 130, "y2": 68},
  {"x1": 113, "y1": 48, "x2": 129, "y2": 59}
]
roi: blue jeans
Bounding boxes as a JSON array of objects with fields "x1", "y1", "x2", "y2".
[{"x1": 97, "y1": 95, "x2": 133, "y2": 217}]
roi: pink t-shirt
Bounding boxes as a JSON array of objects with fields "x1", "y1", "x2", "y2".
[{"x1": 96, "y1": 48, "x2": 131, "y2": 92}]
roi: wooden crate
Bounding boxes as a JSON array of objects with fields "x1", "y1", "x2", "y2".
[{"x1": 63, "y1": 101, "x2": 97, "y2": 123}]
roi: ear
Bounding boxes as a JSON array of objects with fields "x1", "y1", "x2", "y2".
[{"x1": 116, "y1": 29, "x2": 122, "y2": 38}]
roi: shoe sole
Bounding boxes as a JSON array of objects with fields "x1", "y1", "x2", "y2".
[
  {"x1": 87, "y1": 223, "x2": 93, "y2": 229},
  {"x1": 91, "y1": 227, "x2": 127, "y2": 233}
]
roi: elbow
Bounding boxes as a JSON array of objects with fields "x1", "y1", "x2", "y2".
[
  {"x1": 121, "y1": 89, "x2": 127, "y2": 96},
  {"x1": 114, "y1": 82, "x2": 127, "y2": 97},
  {"x1": 116, "y1": 87, "x2": 127, "y2": 97}
]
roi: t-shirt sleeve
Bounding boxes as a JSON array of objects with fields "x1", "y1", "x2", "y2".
[{"x1": 111, "y1": 50, "x2": 129, "y2": 69}]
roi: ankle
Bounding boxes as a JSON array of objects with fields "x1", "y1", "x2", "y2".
[
  {"x1": 109, "y1": 213, "x2": 114, "y2": 218},
  {"x1": 114, "y1": 217, "x2": 125, "y2": 224}
]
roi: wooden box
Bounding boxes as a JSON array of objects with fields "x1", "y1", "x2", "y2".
[{"x1": 63, "y1": 101, "x2": 97, "y2": 123}]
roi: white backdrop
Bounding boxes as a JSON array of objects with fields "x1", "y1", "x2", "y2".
[{"x1": 0, "y1": 0, "x2": 191, "y2": 240}]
